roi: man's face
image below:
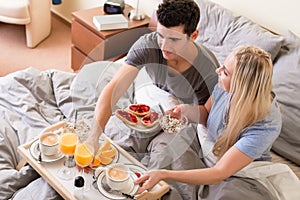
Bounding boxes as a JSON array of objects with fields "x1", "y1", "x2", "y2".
[{"x1": 156, "y1": 23, "x2": 190, "y2": 60}]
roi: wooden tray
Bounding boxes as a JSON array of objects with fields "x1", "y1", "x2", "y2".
[{"x1": 17, "y1": 121, "x2": 170, "y2": 200}]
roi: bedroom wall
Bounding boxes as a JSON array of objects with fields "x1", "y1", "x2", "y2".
[
  {"x1": 209, "y1": 0, "x2": 300, "y2": 37},
  {"x1": 51, "y1": 0, "x2": 300, "y2": 37}
]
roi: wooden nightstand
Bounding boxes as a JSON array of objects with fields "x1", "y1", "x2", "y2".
[{"x1": 71, "y1": 5, "x2": 151, "y2": 71}]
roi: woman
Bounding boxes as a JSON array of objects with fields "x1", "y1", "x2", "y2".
[{"x1": 135, "y1": 46, "x2": 282, "y2": 198}]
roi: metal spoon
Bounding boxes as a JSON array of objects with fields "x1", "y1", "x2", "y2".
[
  {"x1": 74, "y1": 109, "x2": 78, "y2": 129},
  {"x1": 37, "y1": 143, "x2": 42, "y2": 163},
  {"x1": 158, "y1": 103, "x2": 165, "y2": 115}
]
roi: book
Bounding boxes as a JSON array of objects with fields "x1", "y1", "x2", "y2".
[{"x1": 93, "y1": 14, "x2": 128, "y2": 31}]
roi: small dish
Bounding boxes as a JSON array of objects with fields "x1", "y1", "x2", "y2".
[
  {"x1": 96, "y1": 170, "x2": 139, "y2": 199},
  {"x1": 126, "y1": 119, "x2": 160, "y2": 133},
  {"x1": 29, "y1": 139, "x2": 64, "y2": 163},
  {"x1": 159, "y1": 114, "x2": 188, "y2": 134},
  {"x1": 95, "y1": 163, "x2": 146, "y2": 199}
]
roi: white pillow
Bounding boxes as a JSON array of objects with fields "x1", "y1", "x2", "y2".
[
  {"x1": 272, "y1": 31, "x2": 300, "y2": 165},
  {"x1": 195, "y1": 0, "x2": 283, "y2": 64}
]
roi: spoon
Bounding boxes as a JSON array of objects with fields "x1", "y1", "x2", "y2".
[
  {"x1": 37, "y1": 143, "x2": 42, "y2": 163},
  {"x1": 158, "y1": 103, "x2": 165, "y2": 115},
  {"x1": 74, "y1": 109, "x2": 78, "y2": 129}
]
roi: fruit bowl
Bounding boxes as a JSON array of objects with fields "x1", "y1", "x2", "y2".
[{"x1": 159, "y1": 114, "x2": 188, "y2": 134}]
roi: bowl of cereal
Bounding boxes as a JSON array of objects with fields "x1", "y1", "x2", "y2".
[{"x1": 159, "y1": 114, "x2": 188, "y2": 134}]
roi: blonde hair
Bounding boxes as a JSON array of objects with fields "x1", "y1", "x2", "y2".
[{"x1": 213, "y1": 46, "x2": 273, "y2": 158}]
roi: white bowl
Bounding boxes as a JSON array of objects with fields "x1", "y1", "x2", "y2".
[{"x1": 159, "y1": 114, "x2": 188, "y2": 134}]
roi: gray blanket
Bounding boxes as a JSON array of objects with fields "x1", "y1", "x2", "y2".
[
  {"x1": 0, "y1": 62, "x2": 132, "y2": 199},
  {"x1": 0, "y1": 68, "x2": 75, "y2": 199},
  {"x1": 0, "y1": 64, "x2": 276, "y2": 200}
]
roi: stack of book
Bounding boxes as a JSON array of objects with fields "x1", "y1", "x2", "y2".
[{"x1": 93, "y1": 14, "x2": 128, "y2": 31}]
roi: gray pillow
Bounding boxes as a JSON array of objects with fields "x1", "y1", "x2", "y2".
[
  {"x1": 272, "y1": 31, "x2": 300, "y2": 165},
  {"x1": 195, "y1": 0, "x2": 283, "y2": 64}
]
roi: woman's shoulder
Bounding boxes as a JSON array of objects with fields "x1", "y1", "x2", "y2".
[{"x1": 212, "y1": 85, "x2": 228, "y2": 100}]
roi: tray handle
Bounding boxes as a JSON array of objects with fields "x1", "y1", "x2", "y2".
[{"x1": 136, "y1": 180, "x2": 170, "y2": 200}]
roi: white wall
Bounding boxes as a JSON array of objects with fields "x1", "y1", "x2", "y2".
[
  {"x1": 52, "y1": 0, "x2": 300, "y2": 37},
  {"x1": 210, "y1": 0, "x2": 300, "y2": 36}
]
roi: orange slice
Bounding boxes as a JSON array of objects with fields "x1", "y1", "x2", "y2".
[
  {"x1": 93, "y1": 139, "x2": 117, "y2": 167},
  {"x1": 93, "y1": 158, "x2": 101, "y2": 167},
  {"x1": 99, "y1": 156, "x2": 113, "y2": 165},
  {"x1": 98, "y1": 138, "x2": 111, "y2": 152},
  {"x1": 93, "y1": 152, "x2": 115, "y2": 166},
  {"x1": 100, "y1": 148, "x2": 117, "y2": 158}
]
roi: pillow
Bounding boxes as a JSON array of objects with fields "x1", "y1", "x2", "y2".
[
  {"x1": 68, "y1": 61, "x2": 133, "y2": 120},
  {"x1": 272, "y1": 31, "x2": 300, "y2": 165},
  {"x1": 195, "y1": 0, "x2": 283, "y2": 64}
]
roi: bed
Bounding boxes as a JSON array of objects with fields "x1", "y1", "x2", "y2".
[{"x1": 1, "y1": 0, "x2": 299, "y2": 199}]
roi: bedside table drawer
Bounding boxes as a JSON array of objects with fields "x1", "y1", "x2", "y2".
[
  {"x1": 71, "y1": 46, "x2": 94, "y2": 72},
  {"x1": 71, "y1": 6, "x2": 150, "y2": 71},
  {"x1": 72, "y1": 20, "x2": 105, "y2": 61}
]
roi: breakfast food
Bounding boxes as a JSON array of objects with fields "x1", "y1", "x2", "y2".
[
  {"x1": 62, "y1": 120, "x2": 90, "y2": 141},
  {"x1": 128, "y1": 104, "x2": 150, "y2": 116},
  {"x1": 115, "y1": 109, "x2": 138, "y2": 126},
  {"x1": 93, "y1": 139, "x2": 117, "y2": 167},
  {"x1": 160, "y1": 115, "x2": 187, "y2": 134},
  {"x1": 141, "y1": 112, "x2": 159, "y2": 127}
]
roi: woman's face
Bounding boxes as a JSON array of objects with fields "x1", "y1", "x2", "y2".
[{"x1": 216, "y1": 53, "x2": 235, "y2": 92}]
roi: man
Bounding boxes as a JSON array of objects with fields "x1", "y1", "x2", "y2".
[{"x1": 89, "y1": 0, "x2": 219, "y2": 199}]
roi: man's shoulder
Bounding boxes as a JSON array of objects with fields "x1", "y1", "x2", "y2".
[
  {"x1": 195, "y1": 42, "x2": 220, "y2": 68},
  {"x1": 131, "y1": 32, "x2": 159, "y2": 50},
  {"x1": 138, "y1": 32, "x2": 157, "y2": 43}
]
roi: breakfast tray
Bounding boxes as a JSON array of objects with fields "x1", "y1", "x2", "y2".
[{"x1": 17, "y1": 121, "x2": 170, "y2": 200}]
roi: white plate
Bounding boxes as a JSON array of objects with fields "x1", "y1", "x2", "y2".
[
  {"x1": 29, "y1": 139, "x2": 64, "y2": 163},
  {"x1": 96, "y1": 163, "x2": 146, "y2": 199},
  {"x1": 126, "y1": 120, "x2": 160, "y2": 133},
  {"x1": 115, "y1": 109, "x2": 161, "y2": 133}
]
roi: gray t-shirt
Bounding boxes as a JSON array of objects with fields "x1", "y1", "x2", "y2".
[
  {"x1": 126, "y1": 32, "x2": 219, "y2": 105},
  {"x1": 207, "y1": 85, "x2": 282, "y2": 161}
]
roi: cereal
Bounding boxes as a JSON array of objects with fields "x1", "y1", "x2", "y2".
[
  {"x1": 160, "y1": 115, "x2": 187, "y2": 134},
  {"x1": 62, "y1": 120, "x2": 90, "y2": 141}
]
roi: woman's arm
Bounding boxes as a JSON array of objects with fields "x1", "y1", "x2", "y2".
[{"x1": 135, "y1": 146, "x2": 253, "y2": 192}]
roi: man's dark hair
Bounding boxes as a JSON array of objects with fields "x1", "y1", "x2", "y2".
[{"x1": 157, "y1": 0, "x2": 200, "y2": 36}]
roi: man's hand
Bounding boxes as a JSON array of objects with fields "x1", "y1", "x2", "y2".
[{"x1": 76, "y1": 119, "x2": 102, "y2": 173}]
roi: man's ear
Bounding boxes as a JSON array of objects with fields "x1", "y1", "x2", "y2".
[{"x1": 190, "y1": 29, "x2": 199, "y2": 40}]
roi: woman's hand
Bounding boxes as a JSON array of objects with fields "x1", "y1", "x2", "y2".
[
  {"x1": 168, "y1": 104, "x2": 200, "y2": 123},
  {"x1": 134, "y1": 170, "x2": 165, "y2": 194}
]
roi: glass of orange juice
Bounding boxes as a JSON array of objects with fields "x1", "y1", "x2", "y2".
[
  {"x1": 74, "y1": 138, "x2": 94, "y2": 191},
  {"x1": 57, "y1": 132, "x2": 78, "y2": 180}
]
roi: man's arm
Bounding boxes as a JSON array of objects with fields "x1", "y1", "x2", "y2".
[{"x1": 89, "y1": 63, "x2": 139, "y2": 146}]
